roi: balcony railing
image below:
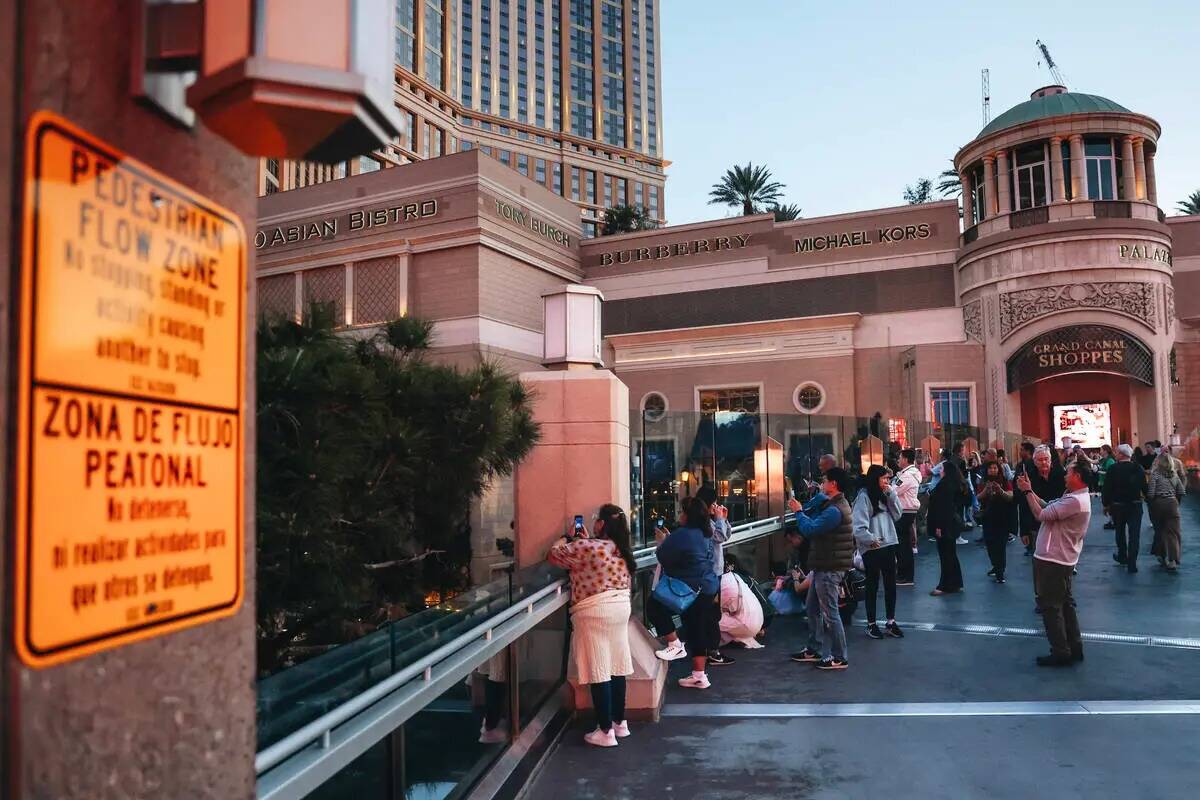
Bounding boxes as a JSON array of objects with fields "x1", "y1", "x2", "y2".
[
  {"x1": 1094, "y1": 200, "x2": 1132, "y2": 219},
  {"x1": 1010, "y1": 206, "x2": 1049, "y2": 229},
  {"x1": 962, "y1": 199, "x2": 1165, "y2": 248}
]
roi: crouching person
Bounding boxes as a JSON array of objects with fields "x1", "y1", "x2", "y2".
[{"x1": 719, "y1": 568, "x2": 765, "y2": 649}]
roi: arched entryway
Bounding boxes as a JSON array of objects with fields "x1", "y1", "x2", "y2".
[{"x1": 1006, "y1": 325, "x2": 1155, "y2": 446}]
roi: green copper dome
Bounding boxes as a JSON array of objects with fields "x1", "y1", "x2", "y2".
[{"x1": 979, "y1": 91, "x2": 1131, "y2": 138}]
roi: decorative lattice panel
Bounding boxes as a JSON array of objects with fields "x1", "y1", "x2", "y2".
[
  {"x1": 354, "y1": 258, "x2": 400, "y2": 325},
  {"x1": 303, "y1": 266, "x2": 346, "y2": 322},
  {"x1": 258, "y1": 274, "x2": 296, "y2": 321},
  {"x1": 1006, "y1": 325, "x2": 1154, "y2": 393}
]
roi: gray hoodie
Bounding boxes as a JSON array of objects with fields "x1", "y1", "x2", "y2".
[{"x1": 852, "y1": 489, "x2": 902, "y2": 551}]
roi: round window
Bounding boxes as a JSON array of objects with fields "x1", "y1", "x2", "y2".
[
  {"x1": 793, "y1": 383, "x2": 826, "y2": 414},
  {"x1": 642, "y1": 392, "x2": 668, "y2": 422}
]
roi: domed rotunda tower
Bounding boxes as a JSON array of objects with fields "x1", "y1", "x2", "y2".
[{"x1": 954, "y1": 84, "x2": 1174, "y2": 446}]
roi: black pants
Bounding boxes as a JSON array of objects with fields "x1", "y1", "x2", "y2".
[
  {"x1": 983, "y1": 522, "x2": 1008, "y2": 580},
  {"x1": 646, "y1": 594, "x2": 676, "y2": 638},
  {"x1": 483, "y1": 678, "x2": 507, "y2": 730},
  {"x1": 1033, "y1": 558, "x2": 1082, "y2": 660},
  {"x1": 589, "y1": 675, "x2": 627, "y2": 731},
  {"x1": 1111, "y1": 501, "x2": 1143, "y2": 567},
  {"x1": 894, "y1": 513, "x2": 917, "y2": 582},
  {"x1": 682, "y1": 593, "x2": 721, "y2": 657},
  {"x1": 863, "y1": 546, "x2": 897, "y2": 623},
  {"x1": 936, "y1": 531, "x2": 964, "y2": 591}
]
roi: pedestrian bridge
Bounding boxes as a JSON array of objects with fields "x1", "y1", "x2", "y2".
[{"x1": 256, "y1": 500, "x2": 1200, "y2": 800}]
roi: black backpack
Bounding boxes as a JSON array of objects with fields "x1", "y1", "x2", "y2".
[
  {"x1": 739, "y1": 572, "x2": 778, "y2": 629},
  {"x1": 840, "y1": 568, "x2": 866, "y2": 604}
]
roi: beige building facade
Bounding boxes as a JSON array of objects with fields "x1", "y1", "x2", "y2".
[{"x1": 256, "y1": 86, "x2": 1200, "y2": 563}]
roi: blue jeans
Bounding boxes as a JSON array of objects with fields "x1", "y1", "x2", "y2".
[{"x1": 806, "y1": 570, "x2": 847, "y2": 661}]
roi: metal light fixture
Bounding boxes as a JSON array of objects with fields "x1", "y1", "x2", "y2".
[
  {"x1": 542, "y1": 285, "x2": 604, "y2": 369},
  {"x1": 132, "y1": 0, "x2": 404, "y2": 162}
]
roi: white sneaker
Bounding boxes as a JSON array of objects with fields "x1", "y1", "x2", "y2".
[
  {"x1": 955, "y1": 536, "x2": 968, "y2": 545},
  {"x1": 612, "y1": 720, "x2": 631, "y2": 738},
  {"x1": 584, "y1": 727, "x2": 618, "y2": 747},
  {"x1": 655, "y1": 640, "x2": 687, "y2": 661},
  {"x1": 478, "y1": 720, "x2": 507, "y2": 744},
  {"x1": 678, "y1": 673, "x2": 710, "y2": 690}
]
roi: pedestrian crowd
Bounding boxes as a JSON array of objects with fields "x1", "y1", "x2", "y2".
[{"x1": 545, "y1": 438, "x2": 1188, "y2": 747}]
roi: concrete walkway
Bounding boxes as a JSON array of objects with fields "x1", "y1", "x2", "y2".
[{"x1": 526, "y1": 498, "x2": 1200, "y2": 799}]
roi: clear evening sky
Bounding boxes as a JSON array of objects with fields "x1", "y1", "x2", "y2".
[{"x1": 660, "y1": 0, "x2": 1199, "y2": 224}]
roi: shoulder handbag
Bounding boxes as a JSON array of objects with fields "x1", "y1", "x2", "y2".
[{"x1": 652, "y1": 575, "x2": 697, "y2": 615}]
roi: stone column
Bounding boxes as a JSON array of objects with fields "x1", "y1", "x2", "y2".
[
  {"x1": 995, "y1": 149, "x2": 1011, "y2": 215},
  {"x1": 1049, "y1": 135, "x2": 1065, "y2": 202},
  {"x1": 1121, "y1": 136, "x2": 1136, "y2": 200},
  {"x1": 1133, "y1": 138, "x2": 1147, "y2": 201},
  {"x1": 1069, "y1": 134, "x2": 1086, "y2": 200},
  {"x1": 960, "y1": 170, "x2": 975, "y2": 225},
  {"x1": 981, "y1": 156, "x2": 995, "y2": 218},
  {"x1": 1146, "y1": 149, "x2": 1158, "y2": 205}
]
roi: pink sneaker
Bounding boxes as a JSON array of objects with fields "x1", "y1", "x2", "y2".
[
  {"x1": 612, "y1": 720, "x2": 631, "y2": 738},
  {"x1": 478, "y1": 720, "x2": 507, "y2": 744},
  {"x1": 584, "y1": 727, "x2": 618, "y2": 748},
  {"x1": 678, "y1": 673, "x2": 710, "y2": 690}
]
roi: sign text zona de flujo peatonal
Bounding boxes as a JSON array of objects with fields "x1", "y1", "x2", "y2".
[{"x1": 14, "y1": 111, "x2": 245, "y2": 668}]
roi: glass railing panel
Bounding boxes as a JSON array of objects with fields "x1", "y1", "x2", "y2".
[
  {"x1": 257, "y1": 561, "x2": 562, "y2": 750},
  {"x1": 631, "y1": 409, "x2": 704, "y2": 546},
  {"x1": 517, "y1": 604, "x2": 569, "y2": 727},
  {"x1": 307, "y1": 737, "x2": 391, "y2": 800},
  {"x1": 401, "y1": 664, "x2": 509, "y2": 800}
]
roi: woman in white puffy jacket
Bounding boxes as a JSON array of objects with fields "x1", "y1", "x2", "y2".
[{"x1": 718, "y1": 568, "x2": 764, "y2": 649}]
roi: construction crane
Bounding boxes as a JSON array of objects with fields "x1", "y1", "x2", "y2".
[
  {"x1": 1035, "y1": 39, "x2": 1067, "y2": 86},
  {"x1": 981, "y1": 68, "x2": 991, "y2": 126}
]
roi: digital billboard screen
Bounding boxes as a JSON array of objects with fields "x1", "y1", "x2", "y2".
[{"x1": 1052, "y1": 403, "x2": 1112, "y2": 450}]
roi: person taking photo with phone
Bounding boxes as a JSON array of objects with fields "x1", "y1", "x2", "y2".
[
  {"x1": 1017, "y1": 461, "x2": 1093, "y2": 667},
  {"x1": 696, "y1": 486, "x2": 736, "y2": 666},
  {"x1": 892, "y1": 449, "x2": 922, "y2": 586},
  {"x1": 786, "y1": 467, "x2": 857, "y2": 671},
  {"x1": 655, "y1": 496, "x2": 722, "y2": 689},
  {"x1": 548, "y1": 504, "x2": 637, "y2": 747}
]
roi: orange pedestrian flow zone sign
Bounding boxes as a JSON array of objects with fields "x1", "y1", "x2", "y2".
[{"x1": 14, "y1": 111, "x2": 245, "y2": 667}]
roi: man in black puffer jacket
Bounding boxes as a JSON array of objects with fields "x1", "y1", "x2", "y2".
[{"x1": 787, "y1": 467, "x2": 856, "y2": 671}]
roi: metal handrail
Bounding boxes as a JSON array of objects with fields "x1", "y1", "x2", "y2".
[
  {"x1": 255, "y1": 578, "x2": 567, "y2": 775},
  {"x1": 634, "y1": 513, "x2": 790, "y2": 569},
  {"x1": 254, "y1": 512, "x2": 790, "y2": 791}
]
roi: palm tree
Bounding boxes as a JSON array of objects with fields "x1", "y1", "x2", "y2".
[
  {"x1": 936, "y1": 164, "x2": 962, "y2": 198},
  {"x1": 768, "y1": 203, "x2": 802, "y2": 222},
  {"x1": 1177, "y1": 191, "x2": 1200, "y2": 215},
  {"x1": 601, "y1": 204, "x2": 658, "y2": 235},
  {"x1": 903, "y1": 178, "x2": 934, "y2": 205},
  {"x1": 709, "y1": 163, "x2": 785, "y2": 216}
]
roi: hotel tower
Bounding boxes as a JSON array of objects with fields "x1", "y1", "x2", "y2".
[{"x1": 257, "y1": 1, "x2": 667, "y2": 237}]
